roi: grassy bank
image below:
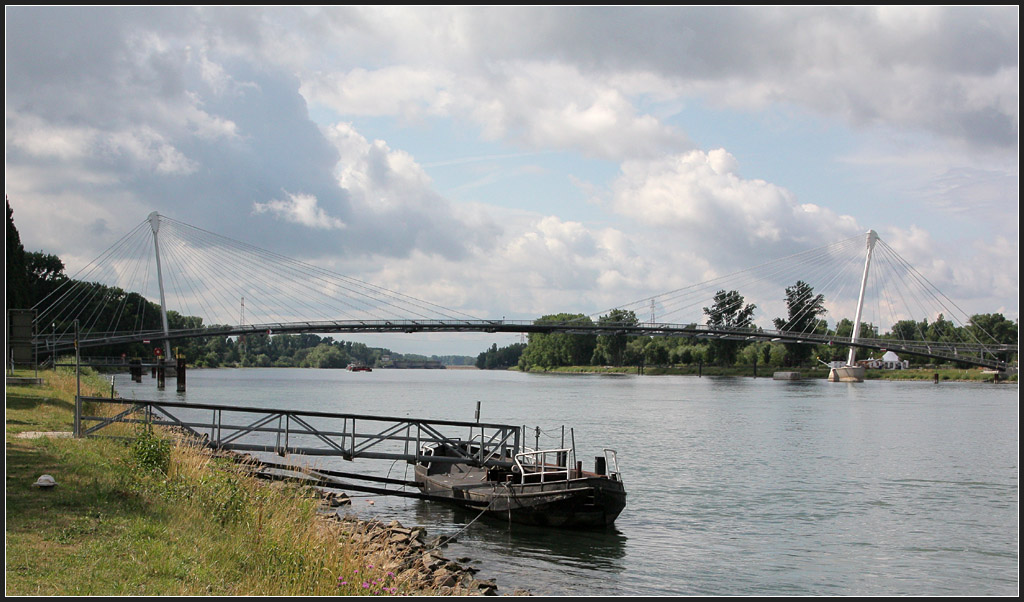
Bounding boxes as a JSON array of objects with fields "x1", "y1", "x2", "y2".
[
  {"x1": 4, "y1": 368, "x2": 459, "y2": 596},
  {"x1": 523, "y1": 365, "x2": 1016, "y2": 382}
]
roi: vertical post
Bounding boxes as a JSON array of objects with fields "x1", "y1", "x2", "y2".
[
  {"x1": 157, "y1": 357, "x2": 165, "y2": 390},
  {"x1": 148, "y1": 212, "x2": 173, "y2": 361},
  {"x1": 74, "y1": 320, "x2": 81, "y2": 438},
  {"x1": 176, "y1": 354, "x2": 186, "y2": 392},
  {"x1": 847, "y1": 230, "x2": 879, "y2": 367}
]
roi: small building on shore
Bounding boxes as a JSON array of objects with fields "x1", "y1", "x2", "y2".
[{"x1": 858, "y1": 351, "x2": 909, "y2": 370}]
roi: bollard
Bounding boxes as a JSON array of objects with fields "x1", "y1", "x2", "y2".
[
  {"x1": 176, "y1": 357, "x2": 186, "y2": 392},
  {"x1": 157, "y1": 357, "x2": 165, "y2": 390}
]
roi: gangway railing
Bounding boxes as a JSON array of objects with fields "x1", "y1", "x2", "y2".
[
  {"x1": 515, "y1": 448, "x2": 574, "y2": 484},
  {"x1": 78, "y1": 396, "x2": 523, "y2": 466}
]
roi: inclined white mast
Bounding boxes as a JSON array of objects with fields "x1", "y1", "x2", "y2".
[
  {"x1": 149, "y1": 212, "x2": 173, "y2": 360},
  {"x1": 847, "y1": 230, "x2": 879, "y2": 367}
]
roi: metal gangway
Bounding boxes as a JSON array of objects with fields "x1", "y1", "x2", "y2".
[{"x1": 78, "y1": 396, "x2": 525, "y2": 469}]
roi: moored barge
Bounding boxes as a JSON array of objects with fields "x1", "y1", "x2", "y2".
[{"x1": 414, "y1": 441, "x2": 626, "y2": 528}]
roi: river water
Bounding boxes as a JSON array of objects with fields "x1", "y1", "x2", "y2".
[{"x1": 114, "y1": 368, "x2": 1018, "y2": 596}]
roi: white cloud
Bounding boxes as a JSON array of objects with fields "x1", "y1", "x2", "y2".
[
  {"x1": 253, "y1": 192, "x2": 347, "y2": 230},
  {"x1": 610, "y1": 149, "x2": 862, "y2": 259}
]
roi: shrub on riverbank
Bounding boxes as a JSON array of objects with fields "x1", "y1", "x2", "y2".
[{"x1": 4, "y1": 368, "x2": 454, "y2": 596}]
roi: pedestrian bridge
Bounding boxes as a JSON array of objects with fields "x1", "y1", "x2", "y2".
[{"x1": 25, "y1": 214, "x2": 1016, "y2": 371}]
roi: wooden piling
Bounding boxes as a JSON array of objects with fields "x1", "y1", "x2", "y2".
[{"x1": 176, "y1": 356, "x2": 186, "y2": 392}]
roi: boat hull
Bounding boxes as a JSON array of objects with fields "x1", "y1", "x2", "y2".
[{"x1": 415, "y1": 465, "x2": 626, "y2": 528}]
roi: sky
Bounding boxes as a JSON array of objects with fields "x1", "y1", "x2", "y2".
[{"x1": 5, "y1": 6, "x2": 1019, "y2": 356}]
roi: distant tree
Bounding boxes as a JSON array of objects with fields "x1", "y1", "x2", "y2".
[
  {"x1": 518, "y1": 314, "x2": 596, "y2": 370},
  {"x1": 305, "y1": 343, "x2": 347, "y2": 368},
  {"x1": 703, "y1": 290, "x2": 756, "y2": 366},
  {"x1": 887, "y1": 319, "x2": 927, "y2": 342},
  {"x1": 773, "y1": 281, "x2": 827, "y2": 366},
  {"x1": 592, "y1": 309, "x2": 639, "y2": 366},
  {"x1": 926, "y1": 314, "x2": 956, "y2": 342},
  {"x1": 967, "y1": 313, "x2": 1018, "y2": 365},
  {"x1": 967, "y1": 313, "x2": 1017, "y2": 345},
  {"x1": 476, "y1": 342, "x2": 527, "y2": 369}
]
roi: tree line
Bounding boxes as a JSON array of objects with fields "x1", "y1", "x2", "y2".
[{"x1": 478, "y1": 281, "x2": 1017, "y2": 371}]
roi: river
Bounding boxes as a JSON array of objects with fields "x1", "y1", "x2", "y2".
[{"x1": 113, "y1": 368, "x2": 1018, "y2": 596}]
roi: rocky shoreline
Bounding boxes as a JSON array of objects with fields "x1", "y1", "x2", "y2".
[
  {"x1": 209, "y1": 444, "x2": 526, "y2": 595},
  {"x1": 322, "y1": 510, "x2": 518, "y2": 596}
]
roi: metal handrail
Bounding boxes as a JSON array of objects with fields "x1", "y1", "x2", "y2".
[
  {"x1": 604, "y1": 448, "x2": 622, "y2": 482},
  {"x1": 514, "y1": 448, "x2": 574, "y2": 484}
]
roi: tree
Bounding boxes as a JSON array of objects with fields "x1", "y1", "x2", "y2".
[
  {"x1": 967, "y1": 313, "x2": 1017, "y2": 344},
  {"x1": 7, "y1": 198, "x2": 30, "y2": 309},
  {"x1": 967, "y1": 313, "x2": 1018, "y2": 365},
  {"x1": 518, "y1": 314, "x2": 597, "y2": 371},
  {"x1": 476, "y1": 342, "x2": 527, "y2": 369},
  {"x1": 773, "y1": 281, "x2": 827, "y2": 366},
  {"x1": 592, "y1": 309, "x2": 639, "y2": 366},
  {"x1": 926, "y1": 314, "x2": 956, "y2": 342},
  {"x1": 703, "y1": 290, "x2": 756, "y2": 366}
]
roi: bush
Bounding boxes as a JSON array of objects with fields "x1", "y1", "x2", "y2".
[{"x1": 130, "y1": 426, "x2": 171, "y2": 475}]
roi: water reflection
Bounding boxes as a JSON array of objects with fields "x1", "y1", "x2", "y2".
[{"x1": 411, "y1": 499, "x2": 628, "y2": 566}]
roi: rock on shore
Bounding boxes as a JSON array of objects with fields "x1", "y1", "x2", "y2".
[{"x1": 323, "y1": 513, "x2": 515, "y2": 596}]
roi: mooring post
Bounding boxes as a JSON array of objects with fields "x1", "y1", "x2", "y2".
[
  {"x1": 74, "y1": 319, "x2": 81, "y2": 438},
  {"x1": 176, "y1": 355, "x2": 186, "y2": 392}
]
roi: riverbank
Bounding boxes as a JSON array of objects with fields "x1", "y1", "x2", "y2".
[
  {"x1": 5, "y1": 368, "x2": 509, "y2": 596},
  {"x1": 517, "y1": 365, "x2": 1016, "y2": 382}
]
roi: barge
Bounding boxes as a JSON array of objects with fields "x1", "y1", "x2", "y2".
[{"x1": 414, "y1": 441, "x2": 626, "y2": 528}]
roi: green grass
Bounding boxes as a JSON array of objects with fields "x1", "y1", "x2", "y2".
[{"x1": 4, "y1": 368, "x2": 434, "y2": 596}]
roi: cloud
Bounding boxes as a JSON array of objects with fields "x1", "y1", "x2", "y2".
[
  {"x1": 608, "y1": 148, "x2": 862, "y2": 267},
  {"x1": 303, "y1": 61, "x2": 690, "y2": 161},
  {"x1": 253, "y1": 192, "x2": 347, "y2": 230},
  {"x1": 320, "y1": 122, "x2": 501, "y2": 259}
]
